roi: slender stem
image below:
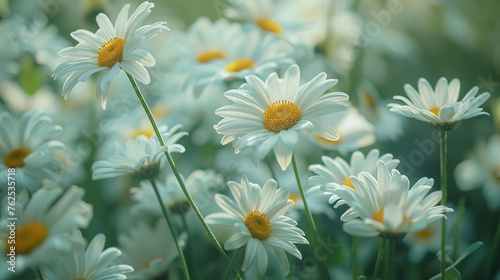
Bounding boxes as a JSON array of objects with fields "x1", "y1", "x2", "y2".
[
  {"x1": 352, "y1": 236, "x2": 357, "y2": 280},
  {"x1": 149, "y1": 179, "x2": 190, "y2": 280},
  {"x1": 439, "y1": 130, "x2": 447, "y2": 280},
  {"x1": 223, "y1": 248, "x2": 243, "y2": 280},
  {"x1": 291, "y1": 153, "x2": 331, "y2": 280},
  {"x1": 373, "y1": 238, "x2": 387, "y2": 280},
  {"x1": 385, "y1": 239, "x2": 394, "y2": 280},
  {"x1": 126, "y1": 73, "x2": 241, "y2": 280},
  {"x1": 483, "y1": 218, "x2": 500, "y2": 280}
]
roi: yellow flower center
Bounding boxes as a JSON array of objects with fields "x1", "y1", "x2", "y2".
[
  {"x1": 130, "y1": 128, "x2": 155, "y2": 139},
  {"x1": 256, "y1": 18, "x2": 282, "y2": 34},
  {"x1": 226, "y1": 58, "x2": 254, "y2": 72},
  {"x1": 373, "y1": 208, "x2": 407, "y2": 225},
  {"x1": 5, "y1": 147, "x2": 30, "y2": 168},
  {"x1": 342, "y1": 177, "x2": 355, "y2": 189},
  {"x1": 197, "y1": 51, "x2": 226, "y2": 63},
  {"x1": 264, "y1": 101, "x2": 302, "y2": 133},
  {"x1": 245, "y1": 210, "x2": 271, "y2": 240},
  {"x1": 491, "y1": 167, "x2": 500, "y2": 182},
  {"x1": 288, "y1": 193, "x2": 301, "y2": 203},
  {"x1": 364, "y1": 93, "x2": 375, "y2": 108},
  {"x1": 98, "y1": 37, "x2": 127, "y2": 68},
  {"x1": 315, "y1": 134, "x2": 342, "y2": 144},
  {"x1": 8, "y1": 223, "x2": 48, "y2": 255},
  {"x1": 429, "y1": 107, "x2": 441, "y2": 117},
  {"x1": 414, "y1": 228, "x2": 433, "y2": 238}
]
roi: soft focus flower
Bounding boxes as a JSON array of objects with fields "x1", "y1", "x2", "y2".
[
  {"x1": 0, "y1": 185, "x2": 93, "y2": 277},
  {"x1": 118, "y1": 220, "x2": 184, "y2": 280},
  {"x1": 455, "y1": 134, "x2": 500, "y2": 210},
  {"x1": 215, "y1": 64, "x2": 348, "y2": 170},
  {"x1": 309, "y1": 149, "x2": 399, "y2": 206},
  {"x1": 388, "y1": 77, "x2": 490, "y2": 129},
  {"x1": 206, "y1": 176, "x2": 308, "y2": 274},
  {"x1": 311, "y1": 106, "x2": 375, "y2": 155},
  {"x1": 53, "y1": 1, "x2": 168, "y2": 109},
  {"x1": 333, "y1": 161, "x2": 452, "y2": 238},
  {"x1": 40, "y1": 231, "x2": 133, "y2": 280},
  {"x1": 403, "y1": 220, "x2": 441, "y2": 263},
  {"x1": 92, "y1": 125, "x2": 187, "y2": 181},
  {"x1": 0, "y1": 110, "x2": 65, "y2": 192}
]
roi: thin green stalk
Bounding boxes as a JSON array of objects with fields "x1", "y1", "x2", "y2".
[
  {"x1": 373, "y1": 238, "x2": 387, "y2": 280},
  {"x1": 483, "y1": 218, "x2": 500, "y2": 280},
  {"x1": 223, "y1": 248, "x2": 243, "y2": 280},
  {"x1": 291, "y1": 153, "x2": 331, "y2": 280},
  {"x1": 439, "y1": 130, "x2": 447, "y2": 280},
  {"x1": 149, "y1": 179, "x2": 190, "y2": 280},
  {"x1": 126, "y1": 73, "x2": 241, "y2": 280},
  {"x1": 352, "y1": 236, "x2": 357, "y2": 280}
]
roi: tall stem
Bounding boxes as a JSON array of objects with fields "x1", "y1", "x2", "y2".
[
  {"x1": 223, "y1": 248, "x2": 242, "y2": 280},
  {"x1": 126, "y1": 73, "x2": 241, "y2": 280},
  {"x1": 439, "y1": 129, "x2": 447, "y2": 280},
  {"x1": 373, "y1": 238, "x2": 387, "y2": 280},
  {"x1": 291, "y1": 153, "x2": 331, "y2": 280},
  {"x1": 352, "y1": 236, "x2": 357, "y2": 280},
  {"x1": 483, "y1": 218, "x2": 500, "y2": 280},
  {"x1": 149, "y1": 179, "x2": 189, "y2": 280}
]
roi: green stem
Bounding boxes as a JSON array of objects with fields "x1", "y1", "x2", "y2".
[
  {"x1": 223, "y1": 248, "x2": 242, "y2": 280},
  {"x1": 483, "y1": 218, "x2": 500, "y2": 280},
  {"x1": 439, "y1": 129, "x2": 447, "y2": 280},
  {"x1": 385, "y1": 239, "x2": 394, "y2": 280},
  {"x1": 352, "y1": 236, "x2": 357, "y2": 280},
  {"x1": 291, "y1": 153, "x2": 331, "y2": 280},
  {"x1": 373, "y1": 238, "x2": 387, "y2": 280},
  {"x1": 126, "y1": 73, "x2": 241, "y2": 280},
  {"x1": 149, "y1": 179, "x2": 190, "y2": 280}
]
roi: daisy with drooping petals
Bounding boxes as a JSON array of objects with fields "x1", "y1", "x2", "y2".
[
  {"x1": 335, "y1": 161, "x2": 452, "y2": 238},
  {"x1": 388, "y1": 77, "x2": 490, "y2": 129},
  {"x1": 53, "y1": 1, "x2": 168, "y2": 109},
  {"x1": 0, "y1": 110, "x2": 65, "y2": 192},
  {"x1": 215, "y1": 64, "x2": 349, "y2": 170},
  {"x1": 309, "y1": 149, "x2": 399, "y2": 207},
  {"x1": 92, "y1": 125, "x2": 187, "y2": 181},
  {"x1": 206, "y1": 176, "x2": 308, "y2": 275},
  {"x1": 0, "y1": 185, "x2": 93, "y2": 277},
  {"x1": 40, "y1": 231, "x2": 133, "y2": 280}
]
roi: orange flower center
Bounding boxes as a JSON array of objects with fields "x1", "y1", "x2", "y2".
[
  {"x1": 264, "y1": 100, "x2": 302, "y2": 133},
  {"x1": 256, "y1": 18, "x2": 282, "y2": 34},
  {"x1": 226, "y1": 58, "x2": 254, "y2": 72},
  {"x1": 98, "y1": 37, "x2": 126, "y2": 68},
  {"x1": 414, "y1": 228, "x2": 433, "y2": 238},
  {"x1": 245, "y1": 210, "x2": 271, "y2": 240},
  {"x1": 197, "y1": 51, "x2": 226, "y2": 63},
  {"x1": 5, "y1": 147, "x2": 30, "y2": 168},
  {"x1": 288, "y1": 193, "x2": 301, "y2": 203},
  {"x1": 8, "y1": 223, "x2": 48, "y2": 255},
  {"x1": 429, "y1": 107, "x2": 441, "y2": 117},
  {"x1": 342, "y1": 177, "x2": 355, "y2": 189}
]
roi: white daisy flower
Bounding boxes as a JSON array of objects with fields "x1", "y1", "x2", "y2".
[
  {"x1": 206, "y1": 176, "x2": 308, "y2": 275},
  {"x1": 454, "y1": 134, "x2": 500, "y2": 210},
  {"x1": 309, "y1": 149, "x2": 399, "y2": 206},
  {"x1": 312, "y1": 106, "x2": 376, "y2": 155},
  {"x1": 40, "y1": 231, "x2": 133, "y2": 280},
  {"x1": 53, "y1": 1, "x2": 169, "y2": 109},
  {"x1": 0, "y1": 110, "x2": 65, "y2": 192},
  {"x1": 388, "y1": 77, "x2": 490, "y2": 129},
  {"x1": 334, "y1": 161, "x2": 453, "y2": 238},
  {"x1": 0, "y1": 185, "x2": 93, "y2": 277},
  {"x1": 118, "y1": 220, "x2": 185, "y2": 280},
  {"x1": 403, "y1": 220, "x2": 441, "y2": 263},
  {"x1": 92, "y1": 125, "x2": 187, "y2": 181},
  {"x1": 131, "y1": 169, "x2": 223, "y2": 215},
  {"x1": 215, "y1": 64, "x2": 349, "y2": 170}
]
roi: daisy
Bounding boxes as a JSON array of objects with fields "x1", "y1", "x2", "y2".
[
  {"x1": 403, "y1": 220, "x2": 441, "y2": 263},
  {"x1": 92, "y1": 125, "x2": 187, "y2": 181},
  {"x1": 214, "y1": 64, "x2": 349, "y2": 170},
  {"x1": 40, "y1": 231, "x2": 134, "y2": 280},
  {"x1": 206, "y1": 176, "x2": 308, "y2": 275},
  {"x1": 118, "y1": 220, "x2": 185, "y2": 280},
  {"x1": 309, "y1": 149, "x2": 399, "y2": 206},
  {"x1": 53, "y1": 1, "x2": 169, "y2": 109},
  {"x1": 0, "y1": 185, "x2": 93, "y2": 277},
  {"x1": 311, "y1": 106, "x2": 376, "y2": 155},
  {"x1": 388, "y1": 77, "x2": 490, "y2": 129},
  {"x1": 454, "y1": 134, "x2": 500, "y2": 210},
  {"x1": 0, "y1": 110, "x2": 65, "y2": 192},
  {"x1": 335, "y1": 161, "x2": 453, "y2": 238},
  {"x1": 131, "y1": 169, "x2": 223, "y2": 215}
]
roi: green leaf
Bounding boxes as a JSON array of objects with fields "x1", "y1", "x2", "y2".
[
  {"x1": 429, "y1": 241, "x2": 483, "y2": 280},
  {"x1": 17, "y1": 55, "x2": 42, "y2": 96}
]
